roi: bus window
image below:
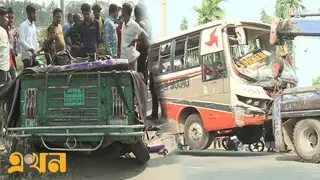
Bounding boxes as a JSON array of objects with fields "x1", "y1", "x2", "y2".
[
  {"x1": 159, "y1": 42, "x2": 172, "y2": 74},
  {"x1": 186, "y1": 35, "x2": 200, "y2": 68},
  {"x1": 202, "y1": 51, "x2": 227, "y2": 81},
  {"x1": 173, "y1": 39, "x2": 186, "y2": 71},
  {"x1": 149, "y1": 46, "x2": 160, "y2": 73}
]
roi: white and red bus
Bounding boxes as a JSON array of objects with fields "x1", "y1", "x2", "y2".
[{"x1": 148, "y1": 20, "x2": 298, "y2": 150}]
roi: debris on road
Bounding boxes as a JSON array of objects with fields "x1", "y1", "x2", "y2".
[{"x1": 146, "y1": 136, "x2": 168, "y2": 156}]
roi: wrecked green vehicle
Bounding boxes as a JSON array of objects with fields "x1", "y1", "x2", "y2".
[{"x1": 0, "y1": 59, "x2": 150, "y2": 164}]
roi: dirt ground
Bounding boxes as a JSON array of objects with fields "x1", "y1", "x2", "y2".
[{"x1": 0, "y1": 120, "x2": 179, "y2": 180}]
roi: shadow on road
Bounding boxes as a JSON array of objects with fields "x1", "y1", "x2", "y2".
[
  {"x1": 175, "y1": 149, "x2": 274, "y2": 158},
  {"x1": 274, "y1": 154, "x2": 301, "y2": 162},
  {"x1": 147, "y1": 151, "x2": 180, "y2": 168},
  {"x1": 63, "y1": 152, "x2": 148, "y2": 179}
]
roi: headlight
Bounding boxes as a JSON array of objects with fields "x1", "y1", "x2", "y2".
[
  {"x1": 253, "y1": 101, "x2": 260, "y2": 106},
  {"x1": 245, "y1": 99, "x2": 252, "y2": 104}
]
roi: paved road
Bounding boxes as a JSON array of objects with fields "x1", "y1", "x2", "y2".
[
  {"x1": 6, "y1": 92, "x2": 320, "y2": 180},
  {"x1": 173, "y1": 150, "x2": 320, "y2": 180},
  {"x1": 21, "y1": 149, "x2": 319, "y2": 180}
]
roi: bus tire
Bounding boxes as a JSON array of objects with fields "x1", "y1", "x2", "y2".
[
  {"x1": 184, "y1": 114, "x2": 213, "y2": 150},
  {"x1": 293, "y1": 119, "x2": 320, "y2": 163},
  {"x1": 131, "y1": 138, "x2": 150, "y2": 164}
]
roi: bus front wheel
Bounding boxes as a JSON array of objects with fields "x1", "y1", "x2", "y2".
[{"x1": 184, "y1": 114, "x2": 213, "y2": 150}]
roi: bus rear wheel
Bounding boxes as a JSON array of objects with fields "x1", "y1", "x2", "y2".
[{"x1": 184, "y1": 114, "x2": 213, "y2": 150}]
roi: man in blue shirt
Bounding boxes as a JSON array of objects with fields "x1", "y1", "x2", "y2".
[
  {"x1": 103, "y1": 4, "x2": 118, "y2": 58},
  {"x1": 79, "y1": 3, "x2": 100, "y2": 57},
  {"x1": 63, "y1": 13, "x2": 74, "y2": 51}
]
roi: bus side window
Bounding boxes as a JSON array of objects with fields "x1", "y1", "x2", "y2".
[
  {"x1": 148, "y1": 47, "x2": 160, "y2": 74},
  {"x1": 159, "y1": 42, "x2": 172, "y2": 74},
  {"x1": 202, "y1": 51, "x2": 227, "y2": 81},
  {"x1": 174, "y1": 40, "x2": 186, "y2": 71},
  {"x1": 186, "y1": 35, "x2": 200, "y2": 68}
]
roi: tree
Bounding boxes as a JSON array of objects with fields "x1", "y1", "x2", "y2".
[
  {"x1": 180, "y1": 16, "x2": 188, "y2": 31},
  {"x1": 92, "y1": 1, "x2": 110, "y2": 18},
  {"x1": 1, "y1": 0, "x2": 57, "y2": 28},
  {"x1": 65, "y1": 1, "x2": 83, "y2": 14},
  {"x1": 274, "y1": 0, "x2": 306, "y2": 67},
  {"x1": 260, "y1": 9, "x2": 272, "y2": 24},
  {"x1": 275, "y1": 0, "x2": 306, "y2": 19},
  {"x1": 193, "y1": 0, "x2": 226, "y2": 25},
  {"x1": 312, "y1": 76, "x2": 320, "y2": 86}
]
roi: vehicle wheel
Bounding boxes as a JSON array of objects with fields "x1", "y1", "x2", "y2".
[
  {"x1": 184, "y1": 114, "x2": 213, "y2": 150},
  {"x1": 130, "y1": 139, "x2": 150, "y2": 164},
  {"x1": 236, "y1": 125, "x2": 263, "y2": 144},
  {"x1": 222, "y1": 137, "x2": 228, "y2": 150},
  {"x1": 9, "y1": 138, "x2": 39, "y2": 179},
  {"x1": 248, "y1": 140, "x2": 265, "y2": 152},
  {"x1": 293, "y1": 119, "x2": 320, "y2": 163}
]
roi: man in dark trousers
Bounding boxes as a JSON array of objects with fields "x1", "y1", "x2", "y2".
[
  {"x1": 134, "y1": 3, "x2": 150, "y2": 83},
  {"x1": 79, "y1": 3, "x2": 100, "y2": 57},
  {"x1": 92, "y1": 4, "x2": 104, "y2": 54},
  {"x1": 133, "y1": 4, "x2": 162, "y2": 121}
]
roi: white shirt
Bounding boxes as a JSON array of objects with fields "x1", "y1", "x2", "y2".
[
  {"x1": 19, "y1": 19, "x2": 38, "y2": 60},
  {"x1": 0, "y1": 26, "x2": 10, "y2": 71},
  {"x1": 120, "y1": 18, "x2": 145, "y2": 63}
]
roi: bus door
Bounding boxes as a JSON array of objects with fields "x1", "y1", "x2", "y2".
[{"x1": 199, "y1": 25, "x2": 232, "y2": 130}]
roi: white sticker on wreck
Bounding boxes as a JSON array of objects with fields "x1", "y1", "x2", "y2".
[{"x1": 26, "y1": 119, "x2": 38, "y2": 127}]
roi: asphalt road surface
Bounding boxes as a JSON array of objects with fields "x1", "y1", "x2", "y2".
[
  {"x1": 18, "y1": 149, "x2": 320, "y2": 180},
  {"x1": 3, "y1": 91, "x2": 320, "y2": 179},
  {"x1": 174, "y1": 150, "x2": 320, "y2": 180}
]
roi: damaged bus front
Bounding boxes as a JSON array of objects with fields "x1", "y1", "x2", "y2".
[{"x1": 150, "y1": 20, "x2": 297, "y2": 150}]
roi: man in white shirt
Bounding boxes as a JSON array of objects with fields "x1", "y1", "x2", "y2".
[
  {"x1": 19, "y1": 4, "x2": 39, "y2": 69},
  {"x1": 120, "y1": 3, "x2": 149, "y2": 70},
  {"x1": 0, "y1": 5, "x2": 10, "y2": 85}
]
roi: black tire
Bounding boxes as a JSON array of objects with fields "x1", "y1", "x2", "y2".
[
  {"x1": 248, "y1": 140, "x2": 265, "y2": 152},
  {"x1": 293, "y1": 119, "x2": 320, "y2": 163},
  {"x1": 222, "y1": 137, "x2": 228, "y2": 150},
  {"x1": 130, "y1": 139, "x2": 150, "y2": 164},
  {"x1": 236, "y1": 125, "x2": 263, "y2": 144},
  {"x1": 9, "y1": 138, "x2": 39, "y2": 179},
  {"x1": 184, "y1": 114, "x2": 213, "y2": 150}
]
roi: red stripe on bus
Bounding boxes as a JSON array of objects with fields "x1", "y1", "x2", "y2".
[
  {"x1": 159, "y1": 70, "x2": 201, "y2": 83},
  {"x1": 160, "y1": 102, "x2": 266, "y2": 131}
]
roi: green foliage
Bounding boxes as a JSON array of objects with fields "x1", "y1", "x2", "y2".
[
  {"x1": 180, "y1": 16, "x2": 188, "y2": 31},
  {"x1": 275, "y1": 0, "x2": 306, "y2": 19},
  {"x1": 193, "y1": 0, "x2": 226, "y2": 25},
  {"x1": 1, "y1": 0, "x2": 58, "y2": 28},
  {"x1": 312, "y1": 76, "x2": 320, "y2": 86},
  {"x1": 262, "y1": 0, "x2": 307, "y2": 65},
  {"x1": 260, "y1": 9, "x2": 272, "y2": 24}
]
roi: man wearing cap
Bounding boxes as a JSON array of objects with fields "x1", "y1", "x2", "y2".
[{"x1": 0, "y1": 5, "x2": 10, "y2": 85}]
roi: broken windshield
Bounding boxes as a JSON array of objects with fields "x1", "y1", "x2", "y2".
[{"x1": 228, "y1": 27, "x2": 298, "y2": 86}]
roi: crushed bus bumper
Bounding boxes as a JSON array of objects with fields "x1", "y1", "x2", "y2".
[{"x1": 233, "y1": 101, "x2": 266, "y2": 127}]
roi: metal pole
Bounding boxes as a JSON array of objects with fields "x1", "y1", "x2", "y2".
[{"x1": 161, "y1": 0, "x2": 166, "y2": 37}]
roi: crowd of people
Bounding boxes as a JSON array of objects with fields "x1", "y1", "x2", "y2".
[{"x1": 0, "y1": 2, "x2": 161, "y2": 121}]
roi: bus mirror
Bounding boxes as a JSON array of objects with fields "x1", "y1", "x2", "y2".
[{"x1": 234, "y1": 22, "x2": 247, "y2": 45}]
